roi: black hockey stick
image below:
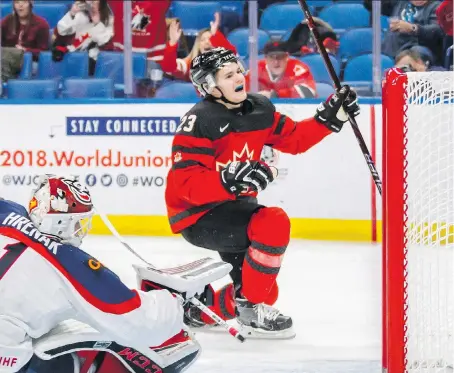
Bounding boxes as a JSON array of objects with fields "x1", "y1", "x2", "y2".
[{"x1": 297, "y1": 0, "x2": 382, "y2": 196}]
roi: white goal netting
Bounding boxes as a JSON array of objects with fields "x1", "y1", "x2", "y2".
[{"x1": 404, "y1": 72, "x2": 454, "y2": 373}]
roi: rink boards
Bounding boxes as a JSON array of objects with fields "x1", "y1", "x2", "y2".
[{"x1": 0, "y1": 99, "x2": 383, "y2": 241}]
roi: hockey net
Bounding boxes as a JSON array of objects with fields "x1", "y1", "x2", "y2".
[{"x1": 382, "y1": 69, "x2": 454, "y2": 373}]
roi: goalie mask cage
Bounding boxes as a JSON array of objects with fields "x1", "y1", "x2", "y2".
[{"x1": 382, "y1": 68, "x2": 454, "y2": 373}]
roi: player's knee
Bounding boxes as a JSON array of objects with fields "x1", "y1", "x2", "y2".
[{"x1": 248, "y1": 206, "x2": 291, "y2": 247}]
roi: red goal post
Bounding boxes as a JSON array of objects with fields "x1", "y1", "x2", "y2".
[{"x1": 382, "y1": 68, "x2": 454, "y2": 373}]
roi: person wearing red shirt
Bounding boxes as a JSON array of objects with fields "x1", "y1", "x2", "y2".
[
  {"x1": 160, "y1": 12, "x2": 238, "y2": 81},
  {"x1": 1, "y1": 0, "x2": 50, "y2": 60},
  {"x1": 165, "y1": 47, "x2": 360, "y2": 339},
  {"x1": 109, "y1": 0, "x2": 170, "y2": 62},
  {"x1": 246, "y1": 41, "x2": 317, "y2": 99},
  {"x1": 436, "y1": 0, "x2": 453, "y2": 36}
]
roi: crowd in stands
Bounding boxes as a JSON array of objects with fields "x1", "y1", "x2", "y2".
[{"x1": 0, "y1": 0, "x2": 452, "y2": 100}]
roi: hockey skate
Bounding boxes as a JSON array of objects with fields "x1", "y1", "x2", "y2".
[
  {"x1": 184, "y1": 302, "x2": 211, "y2": 328},
  {"x1": 235, "y1": 298, "x2": 296, "y2": 339}
]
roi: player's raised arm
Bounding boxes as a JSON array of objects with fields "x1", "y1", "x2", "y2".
[{"x1": 266, "y1": 86, "x2": 360, "y2": 154}]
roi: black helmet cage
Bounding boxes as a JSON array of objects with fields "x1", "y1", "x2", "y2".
[{"x1": 190, "y1": 47, "x2": 246, "y2": 97}]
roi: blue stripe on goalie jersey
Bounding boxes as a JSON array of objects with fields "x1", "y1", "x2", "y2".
[{"x1": 0, "y1": 199, "x2": 137, "y2": 306}]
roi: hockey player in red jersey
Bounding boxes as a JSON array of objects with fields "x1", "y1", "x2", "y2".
[
  {"x1": 245, "y1": 41, "x2": 317, "y2": 99},
  {"x1": 165, "y1": 47, "x2": 360, "y2": 339}
]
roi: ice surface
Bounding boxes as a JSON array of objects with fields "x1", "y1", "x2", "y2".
[{"x1": 83, "y1": 235, "x2": 382, "y2": 373}]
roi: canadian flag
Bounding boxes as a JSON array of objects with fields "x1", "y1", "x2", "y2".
[{"x1": 109, "y1": 0, "x2": 171, "y2": 61}]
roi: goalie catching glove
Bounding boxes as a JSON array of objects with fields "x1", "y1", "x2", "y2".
[
  {"x1": 221, "y1": 160, "x2": 275, "y2": 196},
  {"x1": 315, "y1": 85, "x2": 360, "y2": 132}
]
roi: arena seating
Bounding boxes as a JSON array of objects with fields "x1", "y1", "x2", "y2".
[{"x1": 2, "y1": 0, "x2": 447, "y2": 100}]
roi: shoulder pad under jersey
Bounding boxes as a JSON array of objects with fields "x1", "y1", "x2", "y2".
[
  {"x1": 177, "y1": 98, "x2": 226, "y2": 140},
  {"x1": 246, "y1": 93, "x2": 276, "y2": 113}
]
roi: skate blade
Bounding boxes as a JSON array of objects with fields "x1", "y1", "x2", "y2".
[
  {"x1": 188, "y1": 320, "x2": 296, "y2": 340},
  {"x1": 237, "y1": 324, "x2": 296, "y2": 340}
]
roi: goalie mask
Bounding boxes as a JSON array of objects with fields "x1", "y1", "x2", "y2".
[
  {"x1": 190, "y1": 47, "x2": 246, "y2": 103},
  {"x1": 28, "y1": 175, "x2": 94, "y2": 247}
]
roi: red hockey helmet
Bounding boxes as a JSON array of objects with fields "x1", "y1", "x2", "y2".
[{"x1": 28, "y1": 175, "x2": 94, "y2": 247}]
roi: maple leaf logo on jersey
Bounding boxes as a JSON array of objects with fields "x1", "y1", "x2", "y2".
[
  {"x1": 131, "y1": 6, "x2": 151, "y2": 32},
  {"x1": 216, "y1": 143, "x2": 255, "y2": 171},
  {"x1": 174, "y1": 152, "x2": 182, "y2": 163}
]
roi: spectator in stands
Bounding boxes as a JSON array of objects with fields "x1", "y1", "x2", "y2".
[
  {"x1": 165, "y1": 17, "x2": 190, "y2": 58},
  {"x1": 436, "y1": 0, "x2": 453, "y2": 69},
  {"x1": 286, "y1": 17, "x2": 339, "y2": 56},
  {"x1": 160, "y1": 12, "x2": 238, "y2": 81},
  {"x1": 1, "y1": 0, "x2": 50, "y2": 61},
  {"x1": 436, "y1": 0, "x2": 453, "y2": 36},
  {"x1": 245, "y1": 41, "x2": 317, "y2": 99},
  {"x1": 1, "y1": 47, "x2": 25, "y2": 82},
  {"x1": 363, "y1": 0, "x2": 396, "y2": 20},
  {"x1": 109, "y1": 1, "x2": 170, "y2": 64},
  {"x1": 379, "y1": 0, "x2": 444, "y2": 65},
  {"x1": 395, "y1": 46, "x2": 447, "y2": 71},
  {"x1": 52, "y1": 0, "x2": 114, "y2": 74}
]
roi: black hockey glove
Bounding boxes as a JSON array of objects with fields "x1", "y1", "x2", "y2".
[
  {"x1": 314, "y1": 85, "x2": 360, "y2": 132},
  {"x1": 220, "y1": 160, "x2": 275, "y2": 196}
]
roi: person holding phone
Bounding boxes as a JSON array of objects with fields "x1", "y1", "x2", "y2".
[{"x1": 52, "y1": 0, "x2": 114, "y2": 73}]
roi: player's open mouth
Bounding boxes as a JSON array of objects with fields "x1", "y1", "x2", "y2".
[{"x1": 235, "y1": 85, "x2": 244, "y2": 92}]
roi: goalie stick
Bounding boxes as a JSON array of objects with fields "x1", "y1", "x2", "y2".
[
  {"x1": 297, "y1": 0, "x2": 383, "y2": 196},
  {"x1": 97, "y1": 210, "x2": 246, "y2": 343}
]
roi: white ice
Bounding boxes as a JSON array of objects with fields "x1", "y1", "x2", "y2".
[{"x1": 84, "y1": 235, "x2": 382, "y2": 373}]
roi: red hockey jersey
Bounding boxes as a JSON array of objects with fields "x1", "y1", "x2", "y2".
[
  {"x1": 165, "y1": 94, "x2": 332, "y2": 233},
  {"x1": 109, "y1": 0, "x2": 170, "y2": 61},
  {"x1": 245, "y1": 58, "x2": 317, "y2": 98}
]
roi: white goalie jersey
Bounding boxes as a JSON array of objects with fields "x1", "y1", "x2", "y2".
[{"x1": 0, "y1": 199, "x2": 184, "y2": 372}]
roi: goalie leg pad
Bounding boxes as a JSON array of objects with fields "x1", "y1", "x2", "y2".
[
  {"x1": 242, "y1": 207, "x2": 290, "y2": 304},
  {"x1": 200, "y1": 278, "x2": 236, "y2": 325}
]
